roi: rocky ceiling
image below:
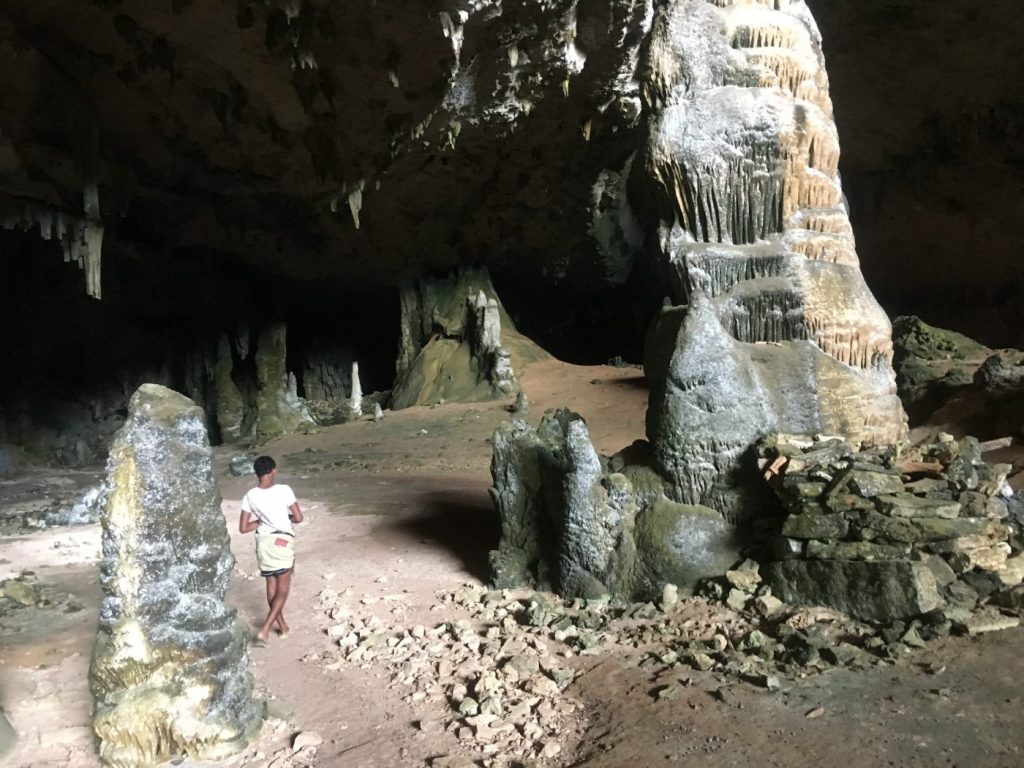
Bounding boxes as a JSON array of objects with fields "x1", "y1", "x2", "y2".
[{"x1": 1, "y1": 0, "x2": 1021, "y2": 341}]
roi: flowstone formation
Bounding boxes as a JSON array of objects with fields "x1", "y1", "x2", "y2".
[
  {"x1": 90, "y1": 384, "x2": 261, "y2": 767},
  {"x1": 392, "y1": 267, "x2": 547, "y2": 409},
  {"x1": 639, "y1": 0, "x2": 907, "y2": 517},
  {"x1": 490, "y1": 0, "x2": 909, "y2": 600}
]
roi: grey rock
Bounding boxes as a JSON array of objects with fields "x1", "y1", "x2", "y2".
[
  {"x1": 920, "y1": 554, "x2": 958, "y2": 587},
  {"x1": 724, "y1": 559, "x2": 762, "y2": 592},
  {"x1": 229, "y1": 454, "x2": 255, "y2": 476},
  {"x1": 766, "y1": 559, "x2": 943, "y2": 621},
  {"x1": 90, "y1": 384, "x2": 261, "y2": 767},
  {"x1": 635, "y1": 497, "x2": 743, "y2": 598},
  {"x1": 726, "y1": 588, "x2": 750, "y2": 612},
  {"x1": 847, "y1": 470, "x2": 905, "y2": 498},
  {"x1": 876, "y1": 495, "x2": 961, "y2": 519},
  {"x1": 1, "y1": 578, "x2": 38, "y2": 606},
  {"x1": 660, "y1": 583, "x2": 680, "y2": 611},
  {"x1": 489, "y1": 409, "x2": 644, "y2": 599},
  {"x1": 754, "y1": 594, "x2": 785, "y2": 618},
  {"x1": 782, "y1": 512, "x2": 850, "y2": 540},
  {"x1": 805, "y1": 540, "x2": 912, "y2": 561},
  {"x1": 975, "y1": 352, "x2": 1024, "y2": 391}
]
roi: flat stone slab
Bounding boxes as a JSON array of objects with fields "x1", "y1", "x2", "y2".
[
  {"x1": 847, "y1": 469, "x2": 904, "y2": 498},
  {"x1": 876, "y1": 494, "x2": 961, "y2": 519},
  {"x1": 766, "y1": 559, "x2": 943, "y2": 622}
]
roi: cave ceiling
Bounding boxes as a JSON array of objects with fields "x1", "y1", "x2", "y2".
[{"x1": 0, "y1": 0, "x2": 1022, "y2": 328}]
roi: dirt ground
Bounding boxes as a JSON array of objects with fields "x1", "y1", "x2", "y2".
[{"x1": 1, "y1": 358, "x2": 1023, "y2": 767}]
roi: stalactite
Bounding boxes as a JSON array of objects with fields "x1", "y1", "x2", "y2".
[{"x1": 1, "y1": 189, "x2": 103, "y2": 299}]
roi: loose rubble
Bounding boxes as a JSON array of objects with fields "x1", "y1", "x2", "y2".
[
  {"x1": 315, "y1": 584, "x2": 588, "y2": 766},
  {"x1": 757, "y1": 432, "x2": 1022, "y2": 627},
  {"x1": 312, "y1": 570, "x2": 1008, "y2": 766}
]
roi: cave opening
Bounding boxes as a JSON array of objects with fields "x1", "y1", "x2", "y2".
[{"x1": 0, "y1": 223, "x2": 406, "y2": 463}]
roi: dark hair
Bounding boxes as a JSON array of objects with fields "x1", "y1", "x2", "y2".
[{"x1": 253, "y1": 456, "x2": 276, "y2": 477}]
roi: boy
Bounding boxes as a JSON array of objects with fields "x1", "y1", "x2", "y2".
[{"x1": 239, "y1": 455, "x2": 303, "y2": 642}]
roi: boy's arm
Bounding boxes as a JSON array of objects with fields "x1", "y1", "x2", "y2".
[
  {"x1": 289, "y1": 502, "x2": 304, "y2": 524},
  {"x1": 239, "y1": 510, "x2": 260, "y2": 534}
]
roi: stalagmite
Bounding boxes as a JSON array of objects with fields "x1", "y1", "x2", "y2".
[
  {"x1": 491, "y1": 0, "x2": 911, "y2": 601},
  {"x1": 348, "y1": 361, "x2": 363, "y2": 417},
  {"x1": 214, "y1": 334, "x2": 245, "y2": 441},
  {"x1": 254, "y1": 323, "x2": 313, "y2": 439},
  {"x1": 638, "y1": 0, "x2": 907, "y2": 516},
  {"x1": 90, "y1": 384, "x2": 262, "y2": 767}
]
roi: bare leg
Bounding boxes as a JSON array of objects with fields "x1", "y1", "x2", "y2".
[
  {"x1": 264, "y1": 576, "x2": 288, "y2": 634},
  {"x1": 258, "y1": 570, "x2": 292, "y2": 641}
]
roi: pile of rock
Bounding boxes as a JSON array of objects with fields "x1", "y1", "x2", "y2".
[
  {"x1": 317, "y1": 585, "x2": 586, "y2": 766},
  {"x1": 757, "y1": 433, "x2": 1022, "y2": 625}
]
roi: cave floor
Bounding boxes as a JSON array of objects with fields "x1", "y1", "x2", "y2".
[{"x1": 1, "y1": 359, "x2": 1023, "y2": 767}]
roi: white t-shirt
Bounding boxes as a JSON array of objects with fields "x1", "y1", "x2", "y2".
[{"x1": 241, "y1": 484, "x2": 298, "y2": 536}]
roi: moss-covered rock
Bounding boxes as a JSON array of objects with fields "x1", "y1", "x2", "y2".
[
  {"x1": 392, "y1": 268, "x2": 548, "y2": 409},
  {"x1": 634, "y1": 497, "x2": 743, "y2": 599}
]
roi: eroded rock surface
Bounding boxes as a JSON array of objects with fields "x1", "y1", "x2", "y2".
[
  {"x1": 637, "y1": 0, "x2": 907, "y2": 518},
  {"x1": 90, "y1": 384, "x2": 261, "y2": 767},
  {"x1": 490, "y1": 408, "x2": 742, "y2": 601},
  {"x1": 392, "y1": 267, "x2": 547, "y2": 409}
]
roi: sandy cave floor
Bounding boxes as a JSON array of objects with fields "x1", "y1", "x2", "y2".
[{"x1": 1, "y1": 358, "x2": 1024, "y2": 768}]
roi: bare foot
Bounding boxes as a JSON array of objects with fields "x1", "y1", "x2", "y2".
[
  {"x1": 255, "y1": 631, "x2": 270, "y2": 643},
  {"x1": 277, "y1": 620, "x2": 290, "y2": 636}
]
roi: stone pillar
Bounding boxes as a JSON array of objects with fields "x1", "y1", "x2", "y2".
[
  {"x1": 638, "y1": 0, "x2": 908, "y2": 521},
  {"x1": 90, "y1": 384, "x2": 262, "y2": 767},
  {"x1": 214, "y1": 334, "x2": 245, "y2": 441},
  {"x1": 348, "y1": 361, "x2": 363, "y2": 417},
  {"x1": 254, "y1": 322, "x2": 312, "y2": 439}
]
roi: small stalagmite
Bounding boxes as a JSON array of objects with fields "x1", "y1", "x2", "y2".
[{"x1": 89, "y1": 384, "x2": 262, "y2": 768}]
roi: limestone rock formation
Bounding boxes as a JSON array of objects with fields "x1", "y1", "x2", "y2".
[
  {"x1": 90, "y1": 384, "x2": 261, "y2": 767},
  {"x1": 214, "y1": 334, "x2": 246, "y2": 442},
  {"x1": 892, "y1": 316, "x2": 1024, "y2": 437},
  {"x1": 391, "y1": 268, "x2": 547, "y2": 410},
  {"x1": 637, "y1": 0, "x2": 907, "y2": 519},
  {"x1": 254, "y1": 323, "x2": 313, "y2": 439},
  {"x1": 489, "y1": 408, "x2": 742, "y2": 600},
  {"x1": 490, "y1": 0, "x2": 912, "y2": 601}
]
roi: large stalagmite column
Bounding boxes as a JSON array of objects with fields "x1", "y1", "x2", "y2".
[
  {"x1": 639, "y1": 0, "x2": 908, "y2": 519},
  {"x1": 90, "y1": 384, "x2": 262, "y2": 768},
  {"x1": 254, "y1": 322, "x2": 312, "y2": 439}
]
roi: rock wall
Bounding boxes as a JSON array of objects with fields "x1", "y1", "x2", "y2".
[
  {"x1": 90, "y1": 384, "x2": 261, "y2": 767},
  {"x1": 635, "y1": 0, "x2": 907, "y2": 519}
]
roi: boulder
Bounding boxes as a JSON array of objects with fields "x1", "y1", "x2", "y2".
[{"x1": 634, "y1": 497, "x2": 743, "y2": 598}]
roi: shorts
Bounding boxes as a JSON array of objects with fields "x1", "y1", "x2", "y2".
[{"x1": 256, "y1": 532, "x2": 295, "y2": 577}]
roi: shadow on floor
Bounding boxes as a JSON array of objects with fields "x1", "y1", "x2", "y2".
[{"x1": 385, "y1": 488, "x2": 500, "y2": 582}]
